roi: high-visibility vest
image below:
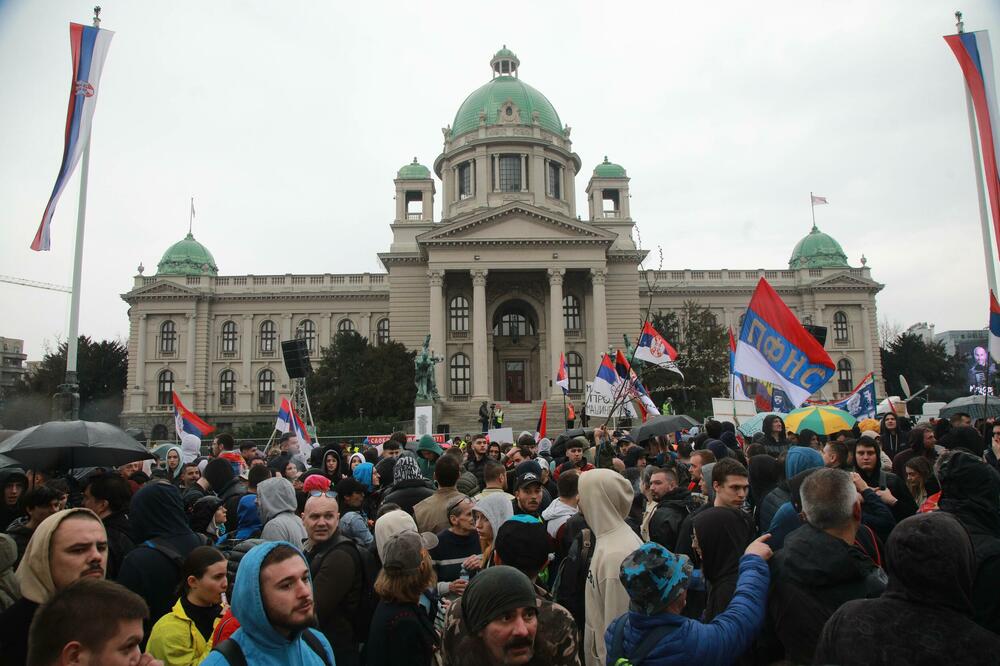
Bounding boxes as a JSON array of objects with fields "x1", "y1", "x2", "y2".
[{"x1": 568, "y1": 404, "x2": 576, "y2": 420}]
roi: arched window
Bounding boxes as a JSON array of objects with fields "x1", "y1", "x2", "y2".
[
  {"x1": 376, "y1": 318, "x2": 390, "y2": 345},
  {"x1": 259, "y1": 320, "x2": 277, "y2": 353},
  {"x1": 837, "y1": 358, "x2": 853, "y2": 393},
  {"x1": 833, "y1": 311, "x2": 849, "y2": 342},
  {"x1": 221, "y1": 320, "x2": 238, "y2": 354},
  {"x1": 297, "y1": 319, "x2": 316, "y2": 353},
  {"x1": 219, "y1": 369, "x2": 236, "y2": 406},
  {"x1": 157, "y1": 370, "x2": 174, "y2": 405},
  {"x1": 450, "y1": 353, "x2": 471, "y2": 396},
  {"x1": 563, "y1": 295, "x2": 581, "y2": 331},
  {"x1": 160, "y1": 320, "x2": 176, "y2": 354},
  {"x1": 258, "y1": 369, "x2": 275, "y2": 406},
  {"x1": 493, "y1": 313, "x2": 535, "y2": 337},
  {"x1": 337, "y1": 318, "x2": 355, "y2": 333},
  {"x1": 449, "y1": 296, "x2": 470, "y2": 332},
  {"x1": 566, "y1": 352, "x2": 584, "y2": 393}
]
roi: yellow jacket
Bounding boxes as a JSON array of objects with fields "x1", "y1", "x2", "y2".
[{"x1": 147, "y1": 598, "x2": 219, "y2": 666}]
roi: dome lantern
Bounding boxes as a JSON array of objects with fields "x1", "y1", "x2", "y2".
[{"x1": 490, "y1": 45, "x2": 520, "y2": 78}]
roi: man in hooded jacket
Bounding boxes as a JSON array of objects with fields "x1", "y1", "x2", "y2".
[
  {"x1": 852, "y1": 437, "x2": 916, "y2": 523},
  {"x1": 578, "y1": 468, "x2": 643, "y2": 665},
  {"x1": 814, "y1": 512, "x2": 1000, "y2": 665},
  {"x1": 258, "y1": 477, "x2": 308, "y2": 546},
  {"x1": 381, "y1": 455, "x2": 435, "y2": 515},
  {"x1": 202, "y1": 540, "x2": 335, "y2": 666},
  {"x1": 117, "y1": 482, "x2": 206, "y2": 642},
  {"x1": 203, "y1": 457, "x2": 248, "y2": 533},
  {"x1": 0, "y1": 508, "x2": 107, "y2": 666}
]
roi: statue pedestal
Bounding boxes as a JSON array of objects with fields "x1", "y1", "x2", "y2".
[{"x1": 414, "y1": 400, "x2": 441, "y2": 437}]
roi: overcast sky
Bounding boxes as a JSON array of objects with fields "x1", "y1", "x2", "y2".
[{"x1": 2, "y1": 1, "x2": 1000, "y2": 359}]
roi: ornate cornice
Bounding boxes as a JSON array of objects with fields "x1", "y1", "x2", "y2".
[{"x1": 417, "y1": 203, "x2": 617, "y2": 246}]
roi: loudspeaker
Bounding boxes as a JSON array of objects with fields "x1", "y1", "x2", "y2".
[
  {"x1": 281, "y1": 339, "x2": 313, "y2": 379},
  {"x1": 802, "y1": 325, "x2": 828, "y2": 347}
]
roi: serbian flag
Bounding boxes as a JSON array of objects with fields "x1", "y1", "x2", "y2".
[
  {"x1": 555, "y1": 353, "x2": 569, "y2": 394},
  {"x1": 276, "y1": 397, "x2": 312, "y2": 446},
  {"x1": 945, "y1": 30, "x2": 1000, "y2": 262},
  {"x1": 729, "y1": 328, "x2": 749, "y2": 401},
  {"x1": 173, "y1": 392, "x2": 214, "y2": 463},
  {"x1": 735, "y1": 279, "x2": 835, "y2": 407},
  {"x1": 592, "y1": 353, "x2": 636, "y2": 417},
  {"x1": 990, "y1": 290, "x2": 1000, "y2": 363},
  {"x1": 615, "y1": 350, "x2": 660, "y2": 418},
  {"x1": 31, "y1": 23, "x2": 114, "y2": 251},
  {"x1": 535, "y1": 401, "x2": 547, "y2": 440},
  {"x1": 634, "y1": 321, "x2": 684, "y2": 378}
]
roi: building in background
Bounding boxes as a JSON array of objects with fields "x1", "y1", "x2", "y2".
[
  {"x1": 121, "y1": 48, "x2": 883, "y2": 435},
  {"x1": 0, "y1": 337, "x2": 27, "y2": 398}
]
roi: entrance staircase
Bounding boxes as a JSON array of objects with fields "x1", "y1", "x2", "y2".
[{"x1": 438, "y1": 400, "x2": 566, "y2": 440}]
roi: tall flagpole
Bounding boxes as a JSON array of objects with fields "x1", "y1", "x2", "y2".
[{"x1": 810, "y1": 191, "x2": 817, "y2": 230}]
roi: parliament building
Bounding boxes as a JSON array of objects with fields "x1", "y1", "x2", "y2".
[{"x1": 121, "y1": 47, "x2": 883, "y2": 437}]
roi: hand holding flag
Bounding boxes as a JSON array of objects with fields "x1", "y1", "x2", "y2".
[
  {"x1": 173, "y1": 392, "x2": 214, "y2": 463},
  {"x1": 276, "y1": 397, "x2": 313, "y2": 464}
]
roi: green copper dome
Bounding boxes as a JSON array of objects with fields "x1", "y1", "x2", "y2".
[
  {"x1": 157, "y1": 233, "x2": 219, "y2": 276},
  {"x1": 451, "y1": 49, "x2": 564, "y2": 138},
  {"x1": 593, "y1": 156, "x2": 627, "y2": 178},
  {"x1": 397, "y1": 157, "x2": 431, "y2": 180},
  {"x1": 789, "y1": 226, "x2": 850, "y2": 269}
]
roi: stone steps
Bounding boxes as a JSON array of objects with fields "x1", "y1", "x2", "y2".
[{"x1": 439, "y1": 400, "x2": 568, "y2": 440}]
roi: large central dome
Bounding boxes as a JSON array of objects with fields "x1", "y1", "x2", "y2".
[{"x1": 451, "y1": 47, "x2": 564, "y2": 139}]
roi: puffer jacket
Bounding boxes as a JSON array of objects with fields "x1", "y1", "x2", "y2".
[
  {"x1": 604, "y1": 554, "x2": 770, "y2": 666},
  {"x1": 147, "y1": 598, "x2": 220, "y2": 665}
]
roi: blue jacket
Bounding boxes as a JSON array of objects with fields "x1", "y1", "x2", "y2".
[
  {"x1": 202, "y1": 541, "x2": 335, "y2": 666},
  {"x1": 604, "y1": 554, "x2": 769, "y2": 666}
]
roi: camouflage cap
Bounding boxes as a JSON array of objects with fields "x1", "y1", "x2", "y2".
[{"x1": 619, "y1": 542, "x2": 693, "y2": 615}]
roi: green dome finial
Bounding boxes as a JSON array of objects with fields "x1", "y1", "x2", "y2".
[
  {"x1": 593, "y1": 156, "x2": 627, "y2": 178},
  {"x1": 789, "y1": 225, "x2": 850, "y2": 269},
  {"x1": 397, "y1": 158, "x2": 431, "y2": 180},
  {"x1": 157, "y1": 232, "x2": 218, "y2": 276}
]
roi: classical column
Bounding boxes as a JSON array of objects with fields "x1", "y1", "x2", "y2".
[
  {"x1": 320, "y1": 314, "x2": 332, "y2": 351},
  {"x1": 241, "y1": 314, "x2": 253, "y2": 380},
  {"x1": 548, "y1": 268, "x2": 565, "y2": 398},
  {"x1": 281, "y1": 314, "x2": 293, "y2": 342},
  {"x1": 428, "y1": 270, "x2": 446, "y2": 395},
  {"x1": 472, "y1": 269, "x2": 489, "y2": 399},
  {"x1": 186, "y1": 314, "x2": 197, "y2": 388},
  {"x1": 860, "y1": 304, "x2": 874, "y2": 376},
  {"x1": 136, "y1": 314, "x2": 147, "y2": 390},
  {"x1": 591, "y1": 269, "x2": 609, "y2": 359}
]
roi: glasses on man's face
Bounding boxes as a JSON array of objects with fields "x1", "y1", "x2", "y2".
[
  {"x1": 992, "y1": 431, "x2": 1000, "y2": 439},
  {"x1": 309, "y1": 490, "x2": 337, "y2": 498}
]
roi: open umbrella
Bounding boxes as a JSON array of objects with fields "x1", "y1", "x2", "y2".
[
  {"x1": 938, "y1": 395, "x2": 1000, "y2": 420},
  {"x1": 736, "y1": 412, "x2": 782, "y2": 438},
  {"x1": 784, "y1": 406, "x2": 856, "y2": 435},
  {"x1": 632, "y1": 415, "x2": 700, "y2": 443},
  {"x1": 0, "y1": 421, "x2": 155, "y2": 471}
]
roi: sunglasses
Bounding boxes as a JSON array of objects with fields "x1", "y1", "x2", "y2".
[{"x1": 308, "y1": 490, "x2": 337, "y2": 498}]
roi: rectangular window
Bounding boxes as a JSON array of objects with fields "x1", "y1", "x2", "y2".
[
  {"x1": 547, "y1": 161, "x2": 561, "y2": 199},
  {"x1": 498, "y1": 155, "x2": 522, "y2": 192},
  {"x1": 458, "y1": 162, "x2": 473, "y2": 199}
]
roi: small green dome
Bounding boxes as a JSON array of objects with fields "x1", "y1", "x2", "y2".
[
  {"x1": 397, "y1": 157, "x2": 431, "y2": 180},
  {"x1": 789, "y1": 226, "x2": 850, "y2": 269},
  {"x1": 593, "y1": 156, "x2": 626, "y2": 178},
  {"x1": 157, "y1": 233, "x2": 219, "y2": 276},
  {"x1": 451, "y1": 49, "x2": 563, "y2": 138}
]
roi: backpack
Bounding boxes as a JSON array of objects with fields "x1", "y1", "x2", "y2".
[
  {"x1": 309, "y1": 536, "x2": 379, "y2": 643},
  {"x1": 550, "y1": 527, "x2": 594, "y2": 629},
  {"x1": 607, "y1": 617, "x2": 679, "y2": 666},
  {"x1": 212, "y1": 630, "x2": 331, "y2": 666}
]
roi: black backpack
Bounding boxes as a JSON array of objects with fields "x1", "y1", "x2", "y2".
[
  {"x1": 550, "y1": 527, "x2": 594, "y2": 629},
  {"x1": 212, "y1": 630, "x2": 331, "y2": 666},
  {"x1": 309, "y1": 536, "x2": 379, "y2": 643}
]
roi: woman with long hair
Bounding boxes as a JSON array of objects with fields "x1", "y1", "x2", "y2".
[
  {"x1": 322, "y1": 448, "x2": 344, "y2": 483},
  {"x1": 147, "y1": 546, "x2": 228, "y2": 665},
  {"x1": 471, "y1": 493, "x2": 513, "y2": 568},
  {"x1": 905, "y1": 456, "x2": 933, "y2": 507},
  {"x1": 486, "y1": 441, "x2": 502, "y2": 461}
]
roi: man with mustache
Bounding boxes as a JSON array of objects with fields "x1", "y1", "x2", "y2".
[
  {"x1": 202, "y1": 541, "x2": 334, "y2": 665},
  {"x1": 0, "y1": 508, "x2": 109, "y2": 665}
]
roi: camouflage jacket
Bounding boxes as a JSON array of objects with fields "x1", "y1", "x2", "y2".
[{"x1": 440, "y1": 586, "x2": 581, "y2": 666}]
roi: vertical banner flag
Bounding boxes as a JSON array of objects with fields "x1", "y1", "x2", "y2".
[
  {"x1": 535, "y1": 400, "x2": 547, "y2": 440},
  {"x1": 807, "y1": 372, "x2": 877, "y2": 419},
  {"x1": 173, "y1": 392, "x2": 214, "y2": 463},
  {"x1": 635, "y1": 321, "x2": 684, "y2": 378},
  {"x1": 990, "y1": 290, "x2": 1000, "y2": 363},
  {"x1": 735, "y1": 279, "x2": 835, "y2": 407},
  {"x1": 945, "y1": 30, "x2": 1000, "y2": 262},
  {"x1": 728, "y1": 328, "x2": 749, "y2": 401},
  {"x1": 32, "y1": 23, "x2": 115, "y2": 251},
  {"x1": 555, "y1": 352, "x2": 569, "y2": 394}
]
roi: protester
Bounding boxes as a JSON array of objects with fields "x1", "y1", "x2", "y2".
[
  {"x1": 201, "y1": 542, "x2": 334, "y2": 665},
  {"x1": 541, "y1": 468, "x2": 579, "y2": 541},
  {"x1": 472, "y1": 459, "x2": 515, "y2": 502},
  {"x1": 231, "y1": 494, "x2": 263, "y2": 541},
  {"x1": 147, "y1": 546, "x2": 227, "y2": 665},
  {"x1": 202, "y1": 457, "x2": 246, "y2": 533},
  {"x1": 365, "y1": 531, "x2": 439, "y2": 666},
  {"x1": 258, "y1": 477, "x2": 307, "y2": 546},
  {"x1": 645, "y1": 466, "x2": 696, "y2": 552},
  {"x1": 190, "y1": 496, "x2": 228, "y2": 544},
  {"x1": 0, "y1": 535, "x2": 17, "y2": 612},
  {"x1": 318, "y1": 448, "x2": 343, "y2": 484},
  {"x1": 0, "y1": 508, "x2": 108, "y2": 665},
  {"x1": 891, "y1": 426, "x2": 937, "y2": 478},
  {"x1": 904, "y1": 455, "x2": 933, "y2": 506},
  {"x1": 512, "y1": 466, "x2": 545, "y2": 518},
  {"x1": 692, "y1": 507, "x2": 756, "y2": 622},
  {"x1": 686, "y1": 450, "x2": 715, "y2": 492},
  {"x1": 555, "y1": 437, "x2": 595, "y2": 479},
  {"x1": 758, "y1": 414, "x2": 788, "y2": 456},
  {"x1": 757, "y1": 446, "x2": 823, "y2": 533},
  {"x1": 429, "y1": 495, "x2": 481, "y2": 597},
  {"x1": 81, "y1": 472, "x2": 135, "y2": 580},
  {"x1": 879, "y1": 412, "x2": 907, "y2": 458},
  {"x1": 414, "y1": 455, "x2": 464, "y2": 534},
  {"x1": 815, "y1": 512, "x2": 1000, "y2": 665},
  {"x1": 415, "y1": 435, "x2": 444, "y2": 480},
  {"x1": 25, "y1": 578, "x2": 151, "y2": 666},
  {"x1": 7, "y1": 485, "x2": 62, "y2": 567},
  {"x1": 381, "y1": 455, "x2": 434, "y2": 516},
  {"x1": 853, "y1": 436, "x2": 917, "y2": 522},
  {"x1": 0, "y1": 470, "x2": 28, "y2": 533},
  {"x1": 334, "y1": 477, "x2": 374, "y2": 547}
]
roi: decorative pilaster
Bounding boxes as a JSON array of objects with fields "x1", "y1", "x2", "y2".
[
  {"x1": 590, "y1": 269, "x2": 608, "y2": 360},
  {"x1": 186, "y1": 314, "x2": 197, "y2": 388},
  {"x1": 429, "y1": 270, "x2": 446, "y2": 396},
  {"x1": 548, "y1": 268, "x2": 565, "y2": 398},
  {"x1": 472, "y1": 269, "x2": 489, "y2": 398},
  {"x1": 136, "y1": 314, "x2": 147, "y2": 390}
]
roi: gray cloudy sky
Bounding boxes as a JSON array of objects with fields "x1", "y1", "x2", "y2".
[{"x1": 2, "y1": 1, "x2": 999, "y2": 359}]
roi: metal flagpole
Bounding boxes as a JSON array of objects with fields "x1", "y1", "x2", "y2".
[{"x1": 810, "y1": 191, "x2": 817, "y2": 230}]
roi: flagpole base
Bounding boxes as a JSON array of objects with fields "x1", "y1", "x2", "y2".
[{"x1": 52, "y1": 384, "x2": 80, "y2": 421}]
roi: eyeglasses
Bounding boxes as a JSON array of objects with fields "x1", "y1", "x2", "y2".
[
  {"x1": 308, "y1": 490, "x2": 337, "y2": 498},
  {"x1": 992, "y1": 432, "x2": 1000, "y2": 438}
]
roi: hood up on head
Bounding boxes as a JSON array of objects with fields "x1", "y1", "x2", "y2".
[
  {"x1": 941, "y1": 425, "x2": 987, "y2": 456},
  {"x1": 230, "y1": 541, "x2": 315, "y2": 649},
  {"x1": 17, "y1": 508, "x2": 103, "y2": 603},
  {"x1": 321, "y1": 449, "x2": 343, "y2": 482},
  {"x1": 392, "y1": 455, "x2": 423, "y2": 483},
  {"x1": 786, "y1": 446, "x2": 824, "y2": 479},
  {"x1": 203, "y1": 457, "x2": 236, "y2": 492},
  {"x1": 130, "y1": 482, "x2": 194, "y2": 541},
  {"x1": 163, "y1": 445, "x2": 184, "y2": 479},
  {"x1": 939, "y1": 451, "x2": 1000, "y2": 538},
  {"x1": 235, "y1": 494, "x2": 263, "y2": 540},
  {"x1": 577, "y1": 468, "x2": 633, "y2": 537},
  {"x1": 353, "y1": 462, "x2": 375, "y2": 492},
  {"x1": 701, "y1": 462, "x2": 717, "y2": 503},
  {"x1": 474, "y1": 493, "x2": 514, "y2": 538},
  {"x1": 748, "y1": 454, "x2": 781, "y2": 507},
  {"x1": 257, "y1": 477, "x2": 297, "y2": 523},
  {"x1": 375, "y1": 457, "x2": 397, "y2": 486}
]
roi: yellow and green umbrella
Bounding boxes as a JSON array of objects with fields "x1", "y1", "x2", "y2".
[{"x1": 785, "y1": 405, "x2": 857, "y2": 435}]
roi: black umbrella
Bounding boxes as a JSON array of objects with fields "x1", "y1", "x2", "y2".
[
  {"x1": 938, "y1": 395, "x2": 1000, "y2": 420},
  {"x1": 0, "y1": 421, "x2": 155, "y2": 471},
  {"x1": 632, "y1": 415, "x2": 701, "y2": 443}
]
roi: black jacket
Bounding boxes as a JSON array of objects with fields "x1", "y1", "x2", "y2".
[
  {"x1": 767, "y1": 523, "x2": 886, "y2": 664},
  {"x1": 0, "y1": 597, "x2": 37, "y2": 666},
  {"x1": 365, "y1": 600, "x2": 437, "y2": 666},
  {"x1": 102, "y1": 510, "x2": 135, "y2": 580},
  {"x1": 647, "y1": 487, "x2": 697, "y2": 552},
  {"x1": 215, "y1": 477, "x2": 248, "y2": 533},
  {"x1": 856, "y1": 457, "x2": 917, "y2": 524},
  {"x1": 308, "y1": 533, "x2": 362, "y2": 655},
  {"x1": 382, "y1": 478, "x2": 435, "y2": 516}
]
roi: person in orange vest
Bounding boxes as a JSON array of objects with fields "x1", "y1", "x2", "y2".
[{"x1": 566, "y1": 402, "x2": 576, "y2": 429}]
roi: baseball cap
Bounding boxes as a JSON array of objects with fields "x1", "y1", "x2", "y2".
[
  {"x1": 382, "y1": 531, "x2": 436, "y2": 575},
  {"x1": 516, "y1": 470, "x2": 542, "y2": 490}
]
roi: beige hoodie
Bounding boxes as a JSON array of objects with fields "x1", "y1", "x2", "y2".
[
  {"x1": 578, "y1": 469, "x2": 643, "y2": 666},
  {"x1": 16, "y1": 508, "x2": 103, "y2": 604}
]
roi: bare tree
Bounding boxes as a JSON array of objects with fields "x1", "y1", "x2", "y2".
[{"x1": 878, "y1": 317, "x2": 903, "y2": 348}]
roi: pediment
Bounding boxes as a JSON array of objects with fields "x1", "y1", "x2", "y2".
[
  {"x1": 808, "y1": 272, "x2": 882, "y2": 290},
  {"x1": 122, "y1": 280, "x2": 201, "y2": 300},
  {"x1": 417, "y1": 203, "x2": 617, "y2": 246}
]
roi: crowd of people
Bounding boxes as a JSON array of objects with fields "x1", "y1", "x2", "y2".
[{"x1": 0, "y1": 410, "x2": 999, "y2": 666}]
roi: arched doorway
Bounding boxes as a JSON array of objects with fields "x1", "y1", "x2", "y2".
[{"x1": 491, "y1": 299, "x2": 541, "y2": 403}]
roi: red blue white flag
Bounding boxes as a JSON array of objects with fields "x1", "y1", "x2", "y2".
[
  {"x1": 31, "y1": 23, "x2": 114, "y2": 251},
  {"x1": 734, "y1": 279, "x2": 835, "y2": 407},
  {"x1": 729, "y1": 327, "x2": 749, "y2": 401},
  {"x1": 634, "y1": 321, "x2": 684, "y2": 378},
  {"x1": 945, "y1": 30, "x2": 1000, "y2": 264},
  {"x1": 173, "y1": 391, "x2": 214, "y2": 463},
  {"x1": 276, "y1": 397, "x2": 312, "y2": 447},
  {"x1": 555, "y1": 352, "x2": 569, "y2": 394},
  {"x1": 614, "y1": 350, "x2": 661, "y2": 418},
  {"x1": 591, "y1": 353, "x2": 636, "y2": 417},
  {"x1": 535, "y1": 400, "x2": 547, "y2": 440}
]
